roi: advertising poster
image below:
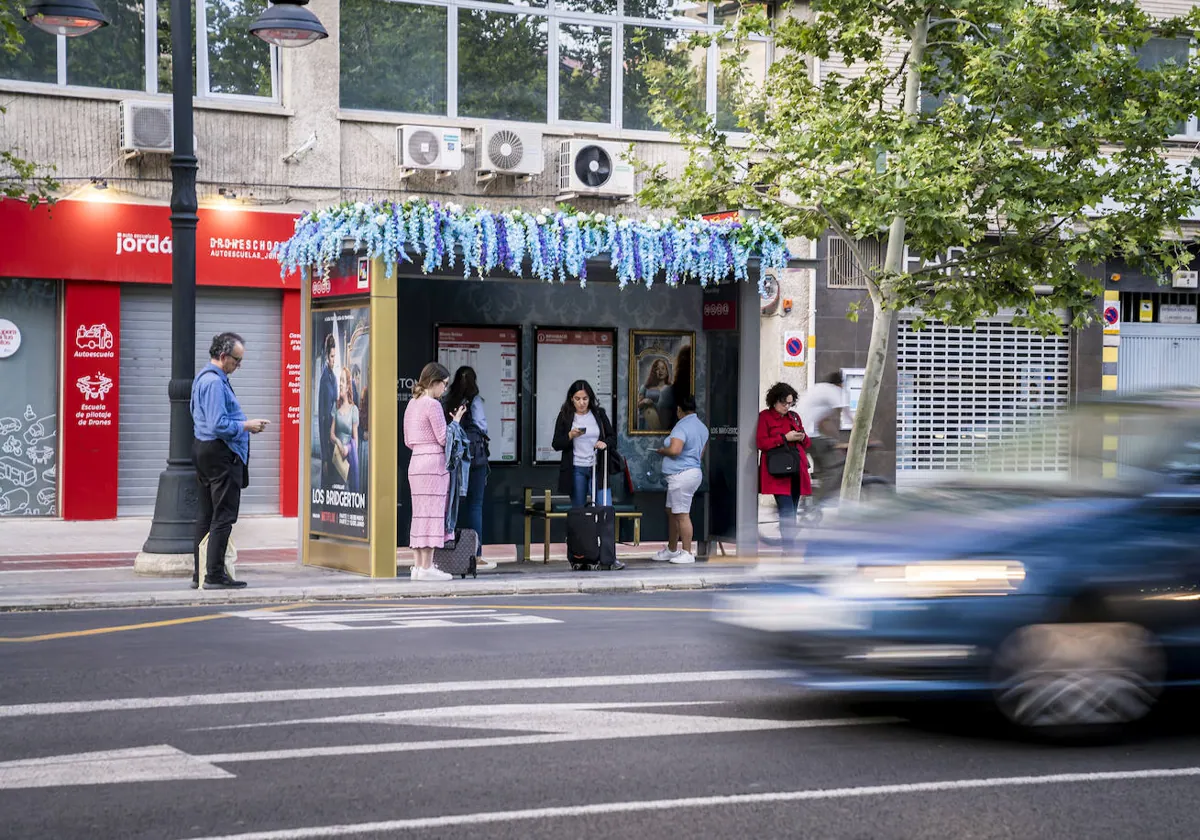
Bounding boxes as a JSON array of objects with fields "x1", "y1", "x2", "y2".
[
  {"x1": 629, "y1": 330, "x2": 695, "y2": 435},
  {"x1": 437, "y1": 326, "x2": 520, "y2": 463},
  {"x1": 310, "y1": 305, "x2": 371, "y2": 540},
  {"x1": 62, "y1": 283, "x2": 120, "y2": 519},
  {"x1": 534, "y1": 328, "x2": 615, "y2": 462}
]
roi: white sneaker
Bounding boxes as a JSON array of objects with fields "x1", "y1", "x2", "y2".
[
  {"x1": 409, "y1": 566, "x2": 417, "y2": 580},
  {"x1": 669, "y1": 551, "x2": 696, "y2": 564},
  {"x1": 417, "y1": 566, "x2": 452, "y2": 581},
  {"x1": 652, "y1": 547, "x2": 679, "y2": 562},
  {"x1": 477, "y1": 559, "x2": 497, "y2": 571}
]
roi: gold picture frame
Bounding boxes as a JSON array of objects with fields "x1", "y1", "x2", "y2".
[{"x1": 628, "y1": 329, "x2": 695, "y2": 436}]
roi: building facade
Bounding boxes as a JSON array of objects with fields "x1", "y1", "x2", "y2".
[{"x1": 0, "y1": 0, "x2": 794, "y2": 520}]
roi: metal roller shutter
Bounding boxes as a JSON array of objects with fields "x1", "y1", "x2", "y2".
[
  {"x1": 118, "y1": 287, "x2": 282, "y2": 515},
  {"x1": 896, "y1": 316, "x2": 1071, "y2": 487}
]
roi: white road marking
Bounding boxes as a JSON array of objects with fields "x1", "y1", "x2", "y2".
[
  {"x1": 0, "y1": 746, "x2": 233, "y2": 790},
  {"x1": 0, "y1": 702, "x2": 893, "y2": 789},
  {"x1": 180, "y1": 766, "x2": 1200, "y2": 839},
  {"x1": 223, "y1": 607, "x2": 562, "y2": 631},
  {"x1": 0, "y1": 670, "x2": 794, "y2": 718}
]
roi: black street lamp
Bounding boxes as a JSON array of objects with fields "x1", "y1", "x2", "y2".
[
  {"x1": 23, "y1": 0, "x2": 108, "y2": 37},
  {"x1": 26, "y1": 0, "x2": 326, "y2": 564}
]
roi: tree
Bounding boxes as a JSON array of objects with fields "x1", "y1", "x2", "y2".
[
  {"x1": 636, "y1": 0, "x2": 1200, "y2": 501},
  {"x1": 0, "y1": 0, "x2": 59, "y2": 205}
]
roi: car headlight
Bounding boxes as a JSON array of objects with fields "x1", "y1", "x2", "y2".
[{"x1": 835, "y1": 560, "x2": 1026, "y2": 598}]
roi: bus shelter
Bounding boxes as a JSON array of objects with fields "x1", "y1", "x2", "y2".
[{"x1": 280, "y1": 201, "x2": 791, "y2": 577}]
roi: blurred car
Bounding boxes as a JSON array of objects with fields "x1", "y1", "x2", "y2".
[{"x1": 716, "y1": 391, "x2": 1200, "y2": 738}]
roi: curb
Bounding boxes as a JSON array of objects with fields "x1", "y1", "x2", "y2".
[{"x1": 0, "y1": 571, "x2": 751, "y2": 612}]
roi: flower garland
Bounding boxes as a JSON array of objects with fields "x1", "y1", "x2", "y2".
[{"x1": 274, "y1": 198, "x2": 791, "y2": 295}]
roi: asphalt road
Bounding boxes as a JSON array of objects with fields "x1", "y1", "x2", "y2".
[{"x1": 3, "y1": 592, "x2": 1200, "y2": 839}]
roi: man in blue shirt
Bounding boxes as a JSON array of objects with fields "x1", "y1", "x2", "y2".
[
  {"x1": 190, "y1": 332, "x2": 270, "y2": 589},
  {"x1": 653, "y1": 395, "x2": 709, "y2": 565}
]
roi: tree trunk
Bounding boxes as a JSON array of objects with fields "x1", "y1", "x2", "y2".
[{"x1": 839, "y1": 16, "x2": 927, "y2": 503}]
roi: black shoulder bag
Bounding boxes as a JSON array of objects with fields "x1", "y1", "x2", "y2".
[{"x1": 765, "y1": 413, "x2": 803, "y2": 477}]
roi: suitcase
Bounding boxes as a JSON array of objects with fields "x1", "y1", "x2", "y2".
[
  {"x1": 567, "y1": 453, "x2": 618, "y2": 571},
  {"x1": 433, "y1": 528, "x2": 479, "y2": 579}
]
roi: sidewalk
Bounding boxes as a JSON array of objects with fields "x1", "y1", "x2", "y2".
[{"x1": 0, "y1": 516, "x2": 754, "y2": 611}]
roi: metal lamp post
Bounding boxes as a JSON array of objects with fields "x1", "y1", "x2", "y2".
[{"x1": 25, "y1": 0, "x2": 327, "y2": 566}]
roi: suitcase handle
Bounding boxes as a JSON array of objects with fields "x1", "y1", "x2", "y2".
[{"x1": 589, "y1": 449, "x2": 608, "y2": 505}]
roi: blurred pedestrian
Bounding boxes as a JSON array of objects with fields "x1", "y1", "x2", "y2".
[
  {"x1": 757, "y1": 381, "x2": 811, "y2": 552},
  {"x1": 405, "y1": 362, "x2": 466, "y2": 581},
  {"x1": 653, "y1": 395, "x2": 708, "y2": 564},
  {"x1": 798, "y1": 371, "x2": 852, "y2": 493},
  {"x1": 190, "y1": 332, "x2": 270, "y2": 589}
]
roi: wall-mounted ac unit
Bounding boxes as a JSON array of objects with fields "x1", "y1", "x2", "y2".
[
  {"x1": 476, "y1": 125, "x2": 544, "y2": 177},
  {"x1": 397, "y1": 125, "x2": 464, "y2": 171},
  {"x1": 558, "y1": 139, "x2": 635, "y2": 198},
  {"x1": 120, "y1": 100, "x2": 173, "y2": 154}
]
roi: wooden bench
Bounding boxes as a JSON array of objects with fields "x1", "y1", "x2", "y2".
[{"x1": 522, "y1": 488, "x2": 642, "y2": 564}]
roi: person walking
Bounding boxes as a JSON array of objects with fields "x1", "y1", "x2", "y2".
[
  {"x1": 653, "y1": 395, "x2": 708, "y2": 564},
  {"x1": 190, "y1": 332, "x2": 271, "y2": 589},
  {"x1": 757, "y1": 381, "x2": 811, "y2": 553},
  {"x1": 797, "y1": 371, "x2": 852, "y2": 497},
  {"x1": 443, "y1": 366, "x2": 496, "y2": 572},
  {"x1": 552, "y1": 379, "x2": 624, "y2": 571},
  {"x1": 405, "y1": 362, "x2": 466, "y2": 581}
]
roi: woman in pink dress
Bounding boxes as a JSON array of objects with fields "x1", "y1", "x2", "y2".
[{"x1": 404, "y1": 362, "x2": 466, "y2": 581}]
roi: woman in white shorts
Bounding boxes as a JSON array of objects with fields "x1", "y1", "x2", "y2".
[{"x1": 654, "y1": 395, "x2": 709, "y2": 564}]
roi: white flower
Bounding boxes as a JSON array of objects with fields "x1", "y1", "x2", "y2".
[
  {"x1": 649, "y1": 221, "x2": 661, "y2": 230},
  {"x1": 535, "y1": 215, "x2": 548, "y2": 225},
  {"x1": 540, "y1": 207, "x2": 553, "y2": 216},
  {"x1": 373, "y1": 214, "x2": 388, "y2": 226},
  {"x1": 354, "y1": 202, "x2": 367, "y2": 212},
  {"x1": 647, "y1": 215, "x2": 657, "y2": 224}
]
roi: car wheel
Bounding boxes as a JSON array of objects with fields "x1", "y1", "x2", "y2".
[{"x1": 991, "y1": 621, "x2": 1164, "y2": 737}]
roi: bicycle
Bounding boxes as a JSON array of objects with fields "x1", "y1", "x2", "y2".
[{"x1": 758, "y1": 440, "x2": 893, "y2": 544}]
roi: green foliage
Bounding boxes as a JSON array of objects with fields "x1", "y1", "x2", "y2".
[
  {"x1": 637, "y1": 0, "x2": 1200, "y2": 334},
  {"x1": 0, "y1": 0, "x2": 58, "y2": 205}
]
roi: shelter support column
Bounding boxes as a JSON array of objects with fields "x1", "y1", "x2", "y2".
[
  {"x1": 735, "y1": 276, "x2": 762, "y2": 559},
  {"x1": 367, "y1": 259, "x2": 398, "y2": 577}
]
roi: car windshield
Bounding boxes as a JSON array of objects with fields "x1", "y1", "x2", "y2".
[{"x1": 834, "y1": 396, "x2": 1200, "y2": 526}]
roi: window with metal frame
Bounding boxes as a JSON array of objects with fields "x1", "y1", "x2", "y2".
[
  {"x1": 896, "y1": 317, "x2": 1072, "y2": 480},
  {"x1": 338, "y1": 0, "x2": 771, "y2": 133},
  {"x1": 0, "y1": 0, "x2": 279, "y2": 102}
]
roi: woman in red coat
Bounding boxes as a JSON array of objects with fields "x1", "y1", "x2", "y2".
[{"x1": 757, "y1": 381, "x2": 811, "y2": 552}]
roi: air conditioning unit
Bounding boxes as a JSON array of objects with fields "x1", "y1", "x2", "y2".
[
  {"x1": 476, "y1": 125, "x2": 544, "y2": 177},
  {"x1": 1172, "y1": 269, "x2": 1199, "y2": 289},
  {"x1": 397, "y1": 125, "x2": 464, "y2": 172},
  {"x1": 120, "y1": 100, "x2": 173, "y2": 154},
  {"x1": 558, "y1": 139, "x2": 635, "y2": 199}
]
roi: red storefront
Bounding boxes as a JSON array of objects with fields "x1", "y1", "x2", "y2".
[{"x1": 0, "y1": 197, "x2": 302, "y2": 520}]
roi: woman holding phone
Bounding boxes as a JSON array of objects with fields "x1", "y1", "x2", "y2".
[{"x1": 552, "y1": 379, "x2": 619, "y2": 509}]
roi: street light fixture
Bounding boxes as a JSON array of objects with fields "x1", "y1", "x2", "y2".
[
  {"x1": 29, "y1": 0, "x2": 327, "y2": 568},
  {"x1": 23, "y1": 0, "x2": 109, "y2": 37},
  {"x1": 251, "y1": 0, "x2": 329, "y2": 48}
]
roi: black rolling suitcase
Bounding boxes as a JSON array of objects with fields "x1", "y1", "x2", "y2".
[
  {"x1": 567, "y1": 452, "x2": 618, "y2": 571},
  {"x1": 433, "y1": 528, "x2": 479, "y2": 578}
]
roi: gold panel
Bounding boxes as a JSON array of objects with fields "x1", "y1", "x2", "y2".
[
  {"x1": 308, "y1": 537, "x2": 372, "y2": 576},
  {"x1": 368, "y1": 257, "x2": 398, "y2": 578}
]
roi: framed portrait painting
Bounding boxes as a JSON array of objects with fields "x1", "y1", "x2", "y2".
[{"x1": 628, "y1": 330, "x2": 695, "y2": 436}]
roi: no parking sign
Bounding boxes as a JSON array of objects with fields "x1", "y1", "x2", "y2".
[
  {"x1": 1103, "y1": 300, "x2": 1121, "y2": 335},
  {"x1": 783, "y1": 331, "x2": 806, "y2": 367}
]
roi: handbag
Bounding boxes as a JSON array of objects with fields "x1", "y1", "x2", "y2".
[
  {"x1": 765, "y1": 411, "x2": 804, "y2": 477},
  {"x1": 766, "y1": 444, "x2": 802, "y2": 477}
]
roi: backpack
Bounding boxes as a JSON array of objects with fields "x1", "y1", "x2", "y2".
[{"x1": 461, "y1": 404, "x2": 490, "y2": 464}]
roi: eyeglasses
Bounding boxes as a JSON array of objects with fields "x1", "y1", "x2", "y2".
[
  {"x1": 777, "y1": 399, "x2": 794, "y2": 407},
  {"x1": 228, "y1": 354, "x2": 243, "y2": 368}
]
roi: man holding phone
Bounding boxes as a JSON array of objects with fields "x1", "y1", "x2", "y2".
[{"x1": 189, "y1": 331, "x2": 271, "y2": 589}]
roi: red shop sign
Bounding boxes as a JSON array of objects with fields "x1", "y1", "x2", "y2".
[
  {"x1": 61, "y1": 282, "x2": 121, "y2": 519},
  {"x1": 0, "y1": 198, "x2": 300, "y2": 289},
  {"x1": 312, "y1": 256, "x2": 372, "y2": 299}
]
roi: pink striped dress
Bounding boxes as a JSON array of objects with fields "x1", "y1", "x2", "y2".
[{"x1": 403, "y1": 394, "x2": 450, "y2": 549}]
